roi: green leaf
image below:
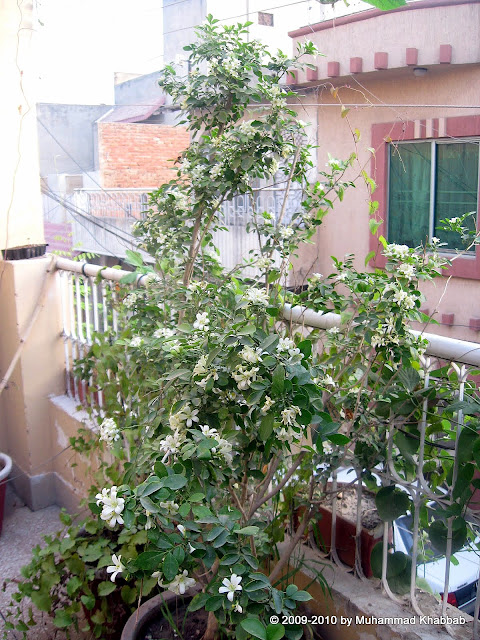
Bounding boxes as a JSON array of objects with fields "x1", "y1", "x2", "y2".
[
  {"x1": 162, "y1": 474, "x2": 188, "y2": 490},
  {"x1": 53, "y1": 610, "x2": 74, "y2": 628},
  {"x1": 375, "y1": 486, "x2": 410, "y2": 521},
  {"x1": 428, "y1": 518, "x2": 467, "y2": 554},
  {"x1": 205, "y1": 526, "x2": 226, "y2": 542},
  {"x1": 298, "y1": 340, "x2": 312, "y2": 358},
  {"x1": 97, "y1": 581, "x2": 117, "y2": 597},
  {"x1": 272, "y1": 364, "x2": 285, "y2": 396},
  {"x1": 290, "y1": 590, "x2": 312, "y2": 602},
  {"x1": 31, "y1": 591, "x2": 52, "y2": 612},
  {"x1": 81, "y1": 594, "x2": 96, "y2": 610},
  {"x1": 188, "y1": 592, "x2": 210, "y2": 612},
  {"x1": 363, "y1": 0, "x2": 406, "y2": 9},
  {"x1": 266, "y1": 623, "x2": 285, "y2": 640},
  {"x1": 66, "y1": 576, "x2": 83, "y2": 597},
  {"x1": 163, "y1": 552, "x2": 179, "y2": 582},
  {"x1": 125, "y1": 249, "x2": 144, "y2": 268},
  {"x1": 365, "y1": 250, "x2": 376, "y2": 265},
  {"x1": 453, "y1": 463, "x2": 474, "y2": 500},
  {"x1": 235, "y1": 526, "x2": 260, "y2": 535},
  {"x1": 327, "y1": 434, "x2": 350, "y2": 445},
  {"x1": 259, "y1": 413, "x2": 274, "y2": 441},
  {"x1": 241, "y1": 617, "x2": 267, "y2": 640},
  {"x1": 205, "y1": 596, "x2": 224, "y2": 612},
  {"x1": 136, "y1": 551, "x2": 164, "y2": 570},
  {"x1": 457, "y1": 429, "x2": 478, "y2": 464}
]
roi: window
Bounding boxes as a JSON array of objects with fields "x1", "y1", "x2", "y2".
[{"x1": 388, "y1": 140, "x2": 479, "y2": 250}]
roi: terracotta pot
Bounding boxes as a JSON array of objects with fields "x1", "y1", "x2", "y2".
[
  {"x1": 312, "y1": 505, "x2": 382, "y2": 577},
  {"x1": 121, "y1": 590, "x2": 197, "y2": 640},
  {"x1": 0, "y1": 453, "x2": 12, "y2": 536}
]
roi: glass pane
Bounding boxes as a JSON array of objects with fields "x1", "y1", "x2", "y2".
[
  {"x1": 388, "y1": 143, "x2": 431, "y2": 248},
  {"x1": 434, "y1": 142, "x2": 479, "y2": 250}
]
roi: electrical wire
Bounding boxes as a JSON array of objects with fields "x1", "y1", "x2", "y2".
[
  {"x1": 42, "y1": 188, "x2": 138, "y2": 257},
  {"x1": 42, "y1": 186, "x2": 139, "y2": 244}
]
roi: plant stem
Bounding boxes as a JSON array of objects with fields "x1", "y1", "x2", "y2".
[
  {"x1": 249, "y1": 451, "x2": 306, "y2": 518},
  {"x1": 268, "y1": 473, "x2": 315, "y2": 585}
]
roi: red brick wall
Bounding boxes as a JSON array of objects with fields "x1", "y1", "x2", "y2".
[{"x1": 98, "y1": 123, "x2": 190, "y2": 189}]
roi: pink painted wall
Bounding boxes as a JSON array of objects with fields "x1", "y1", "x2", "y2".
[{"x1": 289, "y1": 1, "x2": 480, "y2": 341}]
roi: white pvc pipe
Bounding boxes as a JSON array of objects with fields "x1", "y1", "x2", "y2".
[
  {"x1": 282, "y1": 303, "x2": 480, "y2": 367},
  {"x1": 0, "y1": 453, "x2": 12, "y2": 483}
]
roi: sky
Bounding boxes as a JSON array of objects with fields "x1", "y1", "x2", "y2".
[
  {"x1": 35, "y1": 0, "x2": 164, "y2": 104},
  {"x1": 33, "y1": 0, "x2": 369, "y2": 106}
]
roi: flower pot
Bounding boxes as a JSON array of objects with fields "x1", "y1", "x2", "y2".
[
  {"x1": 121, "y1": 590, "x2": 202, "y2": 640},
  {"x1": 309, "y1": 484, "x2": 383, "y2": 577},
  {"x1": 0, "y1": 453, "x2": 12, "y2": 537}
]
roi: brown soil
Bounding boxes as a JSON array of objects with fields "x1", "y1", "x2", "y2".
[
  {"x1": 140, "y1": 602, "x2": 324, "y2": 639},
  {"x1": 321, "y1": 484, "x2": 382, "y2": 531}
]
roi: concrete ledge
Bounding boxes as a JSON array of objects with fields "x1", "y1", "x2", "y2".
[
  {"x1": 9, "y1": 463, "x2": 81, "y2": 513},
  {"x1": 280, "y1": 542, "x2": 473, "y2": 640}
]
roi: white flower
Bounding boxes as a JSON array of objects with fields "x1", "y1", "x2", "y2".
[
  {"x1": 99, "y1": 418, "x2": 120, "y2": 444},
  {"x1": 232, "y1": 365, "x2": 259, "y2": 390},
  {"x1": 159, "y1": 430, "x2": 186, "y2": 456},
  {"x1": 279, "y1": 226, "x2": 294, "y2": 239},
  {"x1": 322, "y1": 441, "x2": 334, "y2": 455},
  {"x1": 177, "y1": 524, "x2": 186, "y2": 536},
  {"x1": 169, "y1": 412, "x2": 184, "y2": 430},
  {"x1": 106, "y1": 554, "x2": 125, "y2": 582},
  {"x1": 165, "y1": 570, "x2": 196, "y2": 595},
  {"x1": 219, "y1": 574, "x2": 243, "y2": 602},
  {"x1": 244, "y1": 288, "x2": 269, "y2": 306},
  {"x1": 193, "y1": 312, "x2": 210, "y2": 331},
  {"x1": 281, "y1": 406, "x2": 301, "y2": 426},
  {"x1": 276, "y1": 337, "x2": 300, "y2": 358},
  {"x1": 97, "y1": 486, "x2": 125, "y2": 528},
  {"x1": 123, "y1": 293, "x2": 137, "y2": 309},
  {"x1": 257, "y1": 257, "x2": 271, "y2": 270},
  {"x1": 309, "y1": 272, "x2": 323, "y2": 284},
  {"x1": 200, "y1": 424, "x2": 219, "y2": 438},
  {"x1": 154, "y1": 327, "x2": 175, "y2": 339},
  {"x1": 277, "y1": 426, "x2": 298, "y2": 443},
  {"x1": 159, "y1": 501, "x2": 179, "y2": 516},
  {"x1": 95, "y1": 487, "x2": 111, "y2": 506},
  {"x1": 383, "y1": 243, "x2": 410, "y2": 260},
  {"x1": 180, "y1": 405, "x2": 200, "y2": 427},
  {"x1": 216, "y1": 438, "x2": 233, "y2": 464},
  {"x1": 393, "y1": 289, "x2": 416, "y2": 309},
  {"x1": 397, "y1": 263, "x2": 416, "y2": 280},
  {"x1": 144, "y1": 511, "x2": 154, "y2": 530},
  {"x1": 327, "y1": 327, "x2": 340, "y2": 335},
  {"x1": 234, "y1": 602, "x2": 243, "y2": 613},
  {"x1": 336, "y1": 272, "x2": 347, "y2": 282},
  {"x1": 268, "y1": 158, "x2": 279, "y2": 176},
  {"x1": 239, "y1": 346, "x2": 262, "y2": 363},
  {"x1": 130, "y1": 336, "x2": 144, "y2": 348},
  {"x1": 323, "y1": 374, "x2": 335, "y2": 387},
  {"x1": 193, "y1": 355, "x2": 208, "y2": 376},
  {"x1": 261, "y1": 396, "x2": 274, "y2": 414}
]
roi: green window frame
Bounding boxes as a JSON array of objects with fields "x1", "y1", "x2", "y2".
[{"x1": 388, "y1": 139, "x2": 480, "y2": 250}]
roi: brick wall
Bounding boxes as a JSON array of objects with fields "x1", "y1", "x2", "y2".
[{"x1": 97, "y1": 122, "x2": 190, "y2": 188}]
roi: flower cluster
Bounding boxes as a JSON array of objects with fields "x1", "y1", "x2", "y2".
[
  {"x1": 95, "y1": 486, "x2": 125, "y2": 527},
  {"x1": 98, "y1": 417, "x2": 120, "y2": 444}
]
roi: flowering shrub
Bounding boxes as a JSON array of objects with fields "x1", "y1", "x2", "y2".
[{"x1": 6, "y1": 12, "x2": 480, "y2": 640}]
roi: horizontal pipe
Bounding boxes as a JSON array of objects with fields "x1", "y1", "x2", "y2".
[
  {"x1": 282, "y1": 303, "x2": 480, "y2": 367},
  {"x1": 54, "y1": 261, "x2": 480, "y2": 368}
]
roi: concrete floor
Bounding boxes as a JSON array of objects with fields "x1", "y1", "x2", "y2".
[{"x1": 0, "y1": 487, "x2": 66, "y2": 639}]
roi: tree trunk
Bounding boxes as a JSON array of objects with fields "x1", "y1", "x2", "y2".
[{"x1": 200, "y1": 611, "x2": 219, "y2": 640}]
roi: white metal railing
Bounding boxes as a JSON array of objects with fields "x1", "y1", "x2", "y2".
[{"x1": 54, "y1": 256, "x2": 480, "y2": 635}]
